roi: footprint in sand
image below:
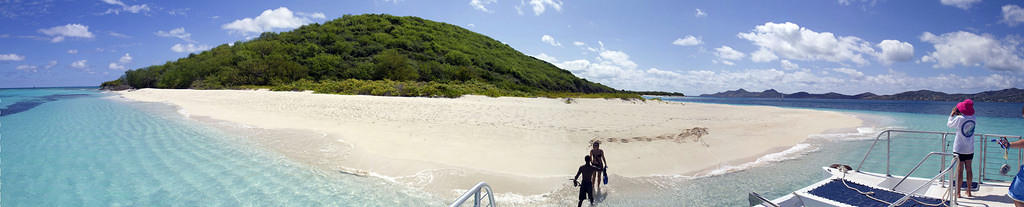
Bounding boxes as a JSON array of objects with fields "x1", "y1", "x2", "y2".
[{"x1": 590, "y1": 127, "x2": 710, "y2": 145}]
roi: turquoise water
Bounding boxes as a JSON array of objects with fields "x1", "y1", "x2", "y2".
[
  {"x1": 0, "y1": 88, "x2": 440, "y2": 206},
  {"x1": 5, "y1": 89, "x2": 1024, "y2": 206}
]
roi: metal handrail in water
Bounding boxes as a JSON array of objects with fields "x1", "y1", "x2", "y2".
[
  {"x1": 449, "y1": 182, "x2": 496, "y2": 207},
  {"x1": 890, "y1": 152, "x2": 959, "y2": 207}
]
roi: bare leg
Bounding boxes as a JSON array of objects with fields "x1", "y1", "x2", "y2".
[
  {"x1": 578, "y1": 199, "x2": 583, "y2": 207},
  {"x1": 595, "y1": 171, "x2": 602, "y2": 192},
  {"x1": 956, "y1": 161, "x2": 964, "y2": 198},
  {"x1": 1015, "y1": 201, "x2": 1024, "y2": 207},
  {"x1": 965, "y1": 159, "x2": 973, "y2": 197}
]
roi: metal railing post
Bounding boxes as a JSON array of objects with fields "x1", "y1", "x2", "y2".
[
  {"x1": 474, "y1": 191, "x2": 480, "y2": 207},
  {"x1": 941, "y1": 133, "x2": 947, "y2": 186},
  {"x1": 887, "y1": 131, "x2": 891, "y2": 176},
  {"x1": 980, "y1": 135, "x2": 986, "y2": 182}
]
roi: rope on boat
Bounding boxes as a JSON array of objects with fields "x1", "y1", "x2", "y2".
[{"x1": 835, "y1": 165, "x2": 948, "y2": 207}]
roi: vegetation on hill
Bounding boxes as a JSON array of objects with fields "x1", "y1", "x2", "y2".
[{"x1": 101, "y1": 14, "x2": 655, "y2": 99}]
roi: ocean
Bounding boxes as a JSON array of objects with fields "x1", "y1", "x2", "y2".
[
  {"x1": 0, "y1": 88, "x2": 440, "y2": 206},
  {"x1": 4, "y1": 88, "x2": 1024, "y2": 206}
]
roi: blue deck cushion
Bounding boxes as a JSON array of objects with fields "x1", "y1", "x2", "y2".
[{"x1": 808, "y1": 179, "x2": 948, "y2": 207}]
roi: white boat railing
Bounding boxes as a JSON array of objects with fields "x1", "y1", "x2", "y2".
[
  {"x1": 888, "y1": 152, "x2": 959, "y2": 207},
  {"x1": 855, "y1": 129, "x2": 1022, "y2": 182},
  {"x1": 449, "y1": 182, "x2": 495, "y2": 207}
]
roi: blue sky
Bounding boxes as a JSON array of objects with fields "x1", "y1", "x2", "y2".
[{"x1": 2, "y1": 0, "x2": 1024, "y2": 95}]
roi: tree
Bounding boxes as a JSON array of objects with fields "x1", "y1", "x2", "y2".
[{"x1": 374, "y1": 49, "x2": 418, "y2": 81}]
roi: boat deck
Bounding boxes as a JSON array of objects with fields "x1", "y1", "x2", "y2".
[{"x1": 833, "y1": 167, "x2": 1014, "y2": 207}]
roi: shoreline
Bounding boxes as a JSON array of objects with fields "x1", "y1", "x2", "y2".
[{"x1": 113, "y1": 89, "x2": 864, "y2": 202}]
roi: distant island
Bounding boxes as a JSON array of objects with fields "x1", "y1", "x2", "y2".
[
  {"x1": 101, "y1": 14, "x2": 679, "y2": 99},
  {"x1": 700, "y1": 88, "x2": 1024, "y2": 103}
]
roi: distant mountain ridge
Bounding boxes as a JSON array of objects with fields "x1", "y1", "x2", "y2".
[{"x1": 700, "y1": 88, "x2": 1024, "y2": 103}]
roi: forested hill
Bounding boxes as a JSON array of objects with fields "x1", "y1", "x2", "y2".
[{"x1": 102, "y1": 14, "x2": 622, "y2": 97}]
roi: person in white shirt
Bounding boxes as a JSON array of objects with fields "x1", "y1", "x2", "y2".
[{"x1": 947, "y1": 99, "x2": 976, "y2": 198}]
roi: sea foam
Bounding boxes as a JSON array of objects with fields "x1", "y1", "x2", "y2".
[{"x1": 698, "y1": 143, "x2": 820, "y2": 178}]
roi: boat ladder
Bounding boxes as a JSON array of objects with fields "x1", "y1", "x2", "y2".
[{"x1": 449, "y1": 182, "x2": 496, "y2": 207}]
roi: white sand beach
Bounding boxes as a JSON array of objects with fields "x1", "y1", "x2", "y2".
[{"x1": 116, "y1": 89, "x2": 862, "y2": 201}]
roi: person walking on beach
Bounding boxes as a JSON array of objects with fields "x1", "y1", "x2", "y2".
[
  {"x1": 574, "y1": 155, "x2": 600, "y2": 207},
  {"x1": 590, "y1": 141, "x2": 607, "y2": 192},
  {"x1": 948, "y1": 99, "x2": 976, "y2": 198}
]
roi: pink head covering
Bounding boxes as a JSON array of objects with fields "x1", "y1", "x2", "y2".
[{"x1": 957, "y1": 99, "x2": 975, "y2": 116}]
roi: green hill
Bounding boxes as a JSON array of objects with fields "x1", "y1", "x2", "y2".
[{"x1": 102, "y1": 14, "x2": 633, "y2": 98}]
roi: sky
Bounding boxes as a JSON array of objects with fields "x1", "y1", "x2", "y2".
[{"x1": 2, "y1": 0, "x2": 1024, "y2": 95}]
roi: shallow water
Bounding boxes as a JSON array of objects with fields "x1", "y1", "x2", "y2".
[
  {"x1": 4, "y1": 89, "x2": 1023, "y2": 206},
  {"x1": 0, "y1": 88, "x2": 441, "y2": 206}
]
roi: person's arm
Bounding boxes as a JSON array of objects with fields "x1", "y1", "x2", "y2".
[
  {"x1": 947, "y1": 114, "x2": 960, "y2": 128},
  {"x1": 1000, "y1": 139, "x2": 1024, "y2": 149},
  {"x1": 573, "y1": 166, "x2": 582, "y2": 186}
]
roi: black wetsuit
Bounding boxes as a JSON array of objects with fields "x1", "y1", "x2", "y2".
[{"x1": 576, "y1": 164, "x2": 599, "y2": 202}]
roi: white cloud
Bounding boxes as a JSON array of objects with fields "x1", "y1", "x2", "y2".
[
  {"x1": 0, "y1": 53, "x2": 25, "y2": 61},
  {"x1": 101, "y1": 0, "x2": 150, "y2": 15},
  {"x1": 750, "y1": 48, "x2": 779, "y2": 62},
  {"x1": 171, "y1": 43, "x2": 211, "y2": 53},
  {"x1": 919, "y1": 31, "x2": 1024, "y2": 72},
  {"x1": 466, "y1": 23, "x2": 476, "y2": 28},
  {"x1": 67, "y1": 49, "x2": 78, "y2": 54},
  {"x1": 155, "y1": 27, "x2": 194, "y2": 43},
  {"x1": 1003, "y1": 4, "x2": 1024, "y2": 27},
  {"x1": 119, "y1": 53, "x2": 132, "y2": 63},
  {"x1": 573, "y1": 41, "x2": 585, "y2": 46},
  {"x1": 780, "y1": 59, "x2": 799, "y2": 70},
  {"x1": 71, "y1": 60, "x2": 87, "y2": 69},
  {"x1": 470, "y1": 0, "x2": 498, "y2": 12},
  {"x1": 533, "y1": 53, "x2": 558, "y2": 63},
  {"x1": 672, "y1": 35, "x2": 702, "y2": 46},
  {"x1": 108, "y1": 31, "x2": 130, "y2": 38},
  {"x1": 16, "y1": 60, "x2": 58, "y2": 72},
  {"x1": 875, "y1": 40, "x2": 914, "y2": 65},
  {"x1": 543, "y1": 40, "x2": 1022, "y2": 95},
  {"x1": 715, "y1": 46, "x2": 745, "y2": 60},
  {"x1": 527, "y1": 0, "x2": 563, "y2": 16},
  {"x1": 45, "y1": 60, "x2": 57, "y2": 69},
  {"x1": 599, "y1": 50, "x2": 637, "y2": 69},
  {"x1": 832, "y1": 67, "x2": 864, "y2": 77},
  {"x1": 16, "y1": 65, "x2": 37, "y2": 72},
  {"x1": 838, "y1": 0, "x2": 880, "y2": 6},
  {"x1": 222, "y1": 7, "x2": 320, "y2": 35},
  {"x1": 298, "y1": 12, "x2": 326, "y2": 19},
  {"x1": 738, "y1": 22, "x2": 876, "y2": 65},
  {"x1": 541, "y1": 34, "x2": 562, "y2": 47},
  {"x1": 940, "y1": 0, "x2": 981, "y2": 10},
  {"x1": 108, "y1": 62, "x2": 125, "y2": 70},
  {"x1": 38, "y1": 24, "x2": 95, "y2": 43},
  {"x1": 695, "y1": 8, "x2": 707, "y2": 17}
]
